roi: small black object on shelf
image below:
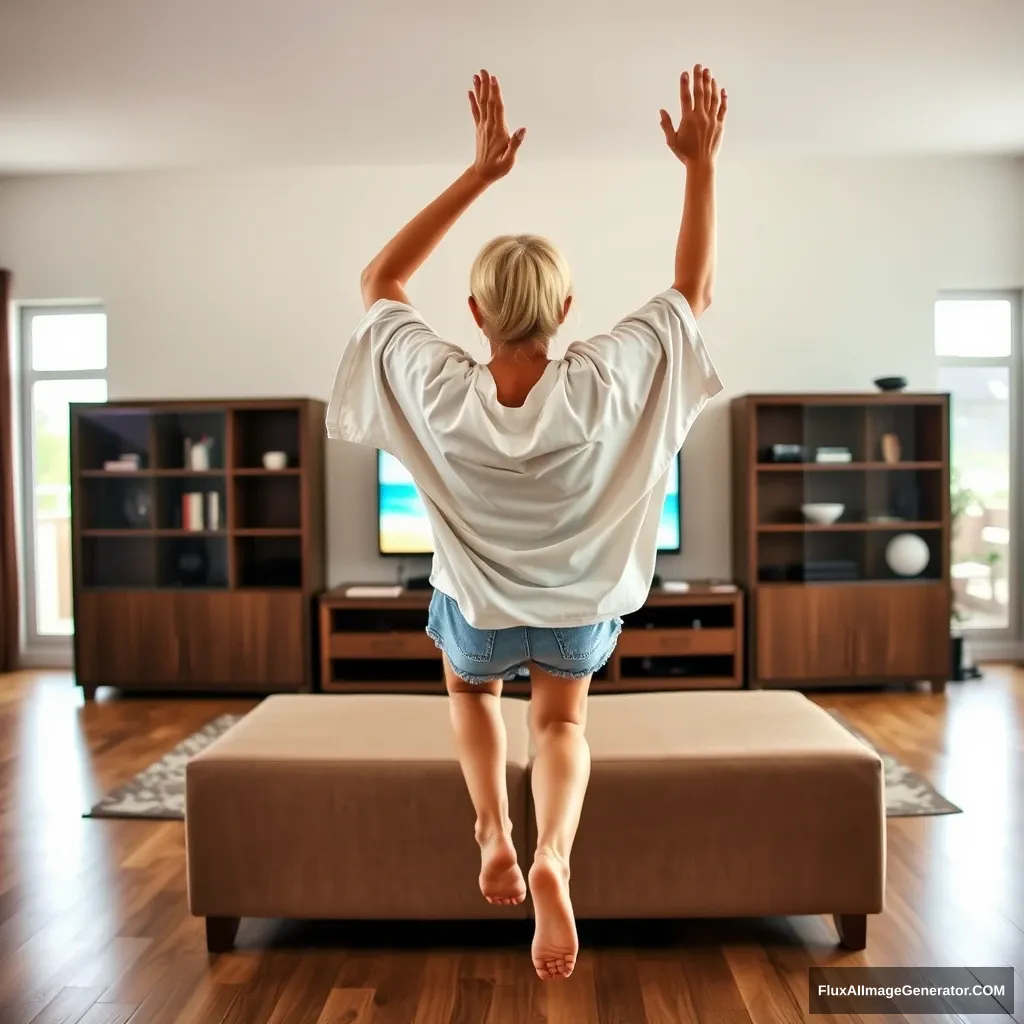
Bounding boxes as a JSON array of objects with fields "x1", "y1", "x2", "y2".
[
  {"x1": 760, "y1": 443, "x2": 805, "y2": 463},
  {"x1": 175, "y1": 544, "x2": 210, "y2": 586},
  {"x1": 874, "y1": 376, "x2": 908, "y2": 392}
]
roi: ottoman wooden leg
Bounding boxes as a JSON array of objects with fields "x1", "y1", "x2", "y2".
[
  {"x1": 834, "y1": 913, "x2": 867, "y2": 951},
  {"x1": 205, "y1": 916, "x2": 240, "y2": 953}
]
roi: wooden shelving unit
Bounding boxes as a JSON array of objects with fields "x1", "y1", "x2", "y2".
[
  {"x1": 319, "y1": 584, "x2": 744, "y2": 695},
  {"x1": 731, "y1": 392, "x2": 952, "y2": 692},
  {"x1": 70, "y1": 399, "x2": 326, "y2": 699}
]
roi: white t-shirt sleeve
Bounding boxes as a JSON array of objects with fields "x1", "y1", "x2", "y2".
[
  {"x1": 325, "y1": 299, "x2": 470, "y2": 456},
  {"x1": 565, "y1": 288, "x2": 723, "y2": 454}
]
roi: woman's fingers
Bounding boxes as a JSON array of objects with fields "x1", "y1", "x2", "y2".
[
  {"x1": 718, "y1": 88, "x2": 728, "y2": 122},
  {"x1": 478, "y1": 69, "x2": 490, "y2": 119},
  {"x1": 490, "y1": 75, "x2": 505, "y2": 126},
  {"x1": 469, "y1": 89, "x2": 481, "y2": 125},
  {"x1": 679, "y1": 71, "x2": 693, "y2": 119},
  {"x1": 659, "y1": 108, "x2": 676, "y2": 145},
  {"x1": 710, "y1": 78, "x2": 721, "y2": 118},
  {"x1": 702, "y1": 67, "x2": 713, "y2": 113},
  {"x1": 692, "y1": 64, "x2": 706, "y2": 117}
]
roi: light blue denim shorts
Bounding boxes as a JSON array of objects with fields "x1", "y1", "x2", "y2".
[{"x1": 426, "y1": 590, "x2": 622, "y2": 684}]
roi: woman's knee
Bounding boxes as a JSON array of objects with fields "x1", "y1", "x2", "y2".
[{"x1": 529, "y1": 668, "x2": 589, "y2": 733}]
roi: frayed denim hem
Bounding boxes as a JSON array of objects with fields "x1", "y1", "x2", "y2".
[
  {"x1": 425, "y1": 628, "x2": 521, "y2": 684},
  {"x1": 426, "y1": 620, "x2": 622, "y2": 684}
]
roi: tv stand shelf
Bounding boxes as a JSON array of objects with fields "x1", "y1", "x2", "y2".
[{"x1": 319, "y1": 584, "x2": 744, "y2": 694}]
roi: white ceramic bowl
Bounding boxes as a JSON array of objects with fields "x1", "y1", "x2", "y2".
[
  {"x1": 801, "y1": 502, "x2": 845, "y2": 525},
  {"x1": 262, "y1": 451, "x2": 288, "y2": 471}
]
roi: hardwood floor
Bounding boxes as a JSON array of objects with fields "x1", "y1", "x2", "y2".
[{"x1": 1, "y1": 669, "x2": 1022, "y2": 1023}]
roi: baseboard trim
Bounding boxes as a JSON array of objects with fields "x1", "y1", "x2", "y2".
[
  {"x1": 17, "y1": 647, "x2": 73, "y2": 671},
  {"x1": 970, "y1": 641, "x2": 1024, "y2": 665}
]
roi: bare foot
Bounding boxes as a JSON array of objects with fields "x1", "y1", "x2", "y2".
[
  {"x1": 529, "y1": 850, "x2": 578, "y2": 980},
  {"x1": 478, "y1": 832, "x2": 526, "y2": 906}
]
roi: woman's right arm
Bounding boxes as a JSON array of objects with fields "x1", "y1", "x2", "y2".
[{"x1": 659, "y1": 65, "x2": 727, "y2": 317}]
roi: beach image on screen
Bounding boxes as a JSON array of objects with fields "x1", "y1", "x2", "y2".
[
  {"x1": 379, "y1": 451, "x2": 433, "y2": 554},
  {"x1": 378, "y1": 450, "x2": 680, "y2": 555},
  {"x1": 658, "y1": 455, "x2": 681, "y2": 551}
]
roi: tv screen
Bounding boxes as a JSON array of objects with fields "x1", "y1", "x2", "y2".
[{"x1": 378, "y1": 450, "x2": 681, "y2": 556}]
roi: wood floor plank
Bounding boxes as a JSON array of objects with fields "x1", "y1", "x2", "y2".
[
  {"x1": 720, "y1": 947, "x2": 802, "y2": 1024},
  {"x1": 122, "y1": 951, "x2": 209, "y2": 1024},
  {"x1": 448, "y1": 977, "x2": 494, "y2": 1024},
  {"x1": 678, "y1": 947, "x2": 754, "y2": 1024},
  {"x1": 64, "y1": 938, "x2": 152, "y2": 990},
  {"x1": 411, "y1": 955, "x2": 459, "y2": 1024},
  {"x1": 637, "y1": 956, "x2": 699, "y2": 1024},
  {"x1": 593, "y1": 951, "x2": 650, "y2": 1024},
  {"x1": 170, "y1": 972, "x2": 239, "y2": 1024},
  {"x1": 75, "y1": 1005, "x2": 139, "y2": 1024},
  {"x1": 316, "y1": 987, "x2": 376, "y2": 1024},
  {"x1": 486, "y1": 951, "x2": 545, "y2": 1024},
  {"x1": 368, "y1": 953, "x2": 427, "y2": 1024},
  {"x1": 219, "y1": 952, "x2": 298, "y2": 1024},
  {"x1": 266, "y1": 955, "x2": 345, "y2": 1024},
  {"x1": 25, "y1": 985, "x2": 102, "y2": 1024}
]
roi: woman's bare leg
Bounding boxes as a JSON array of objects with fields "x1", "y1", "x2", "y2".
[
  {"x1": 527, "y1": 666, "x2": 591, "y2": 981},
  {"x1": 443, "y1": 655, "x2": 526, "y2": 906}
]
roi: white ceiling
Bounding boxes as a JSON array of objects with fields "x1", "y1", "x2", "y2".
[{"x1": 1, "y1": 0, "x2": 1023, "y2": 174}]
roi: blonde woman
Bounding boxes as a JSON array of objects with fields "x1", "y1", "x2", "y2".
[{"x1": 327, "y1": 65, "x2": 726, "y2": 980}]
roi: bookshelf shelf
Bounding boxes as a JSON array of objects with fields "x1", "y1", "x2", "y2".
[
  {"x1": 79, "y1": 469, "x2": 227, "y2": 479},
  {"x1": 757, "y1": 521, "x2": 943, "y2": 533},
  {"x1": 233, "y1": 528, "x2": 302, "y2": 537},
  {"x1": 756, "y1": 461, "x2": 943, "y2": 472},
  {"x1": 71, "y1": 399, "x2": 326, "y2": 700}
]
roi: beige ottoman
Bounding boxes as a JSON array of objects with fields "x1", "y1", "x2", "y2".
[
  {"x1": 185, "y1": 694, "x2": 532, "y2": 951},
  {"x1": 557, "y1": 690, "x2": 885, "y2": 949}
]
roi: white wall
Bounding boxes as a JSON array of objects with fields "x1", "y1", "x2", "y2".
[{"x1": 2, "y1": 156, "x2": 1022, "y2": 585}]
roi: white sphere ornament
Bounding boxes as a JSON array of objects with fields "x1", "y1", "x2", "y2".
[{"x1": 885, "y1": 533, "x2": 930, "y2": 577}]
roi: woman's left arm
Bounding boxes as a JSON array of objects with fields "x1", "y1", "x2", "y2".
[{"x1": 361, "y1": 70, "x2": 526, "y2": 309}]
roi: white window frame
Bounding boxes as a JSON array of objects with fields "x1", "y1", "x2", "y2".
[
  {"x1": 16, "y1": 302, "x2": 107, "y2": 667},
  {"x1": 937, "y1": 289, "x2": 1023, "y2": 660}
]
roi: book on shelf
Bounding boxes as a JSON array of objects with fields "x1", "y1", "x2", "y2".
[
  {"x1": 102, "y1": 454, "x2": 141, "y2": 472},
  {"x1": 814, "y1": 447, "x2": 853, "y2": 463},
  {"x1": 206, "y1": 491, "x2": 221, "y2": 531},
  {"x1": 182, "y1": 492, "x2": 205, "y2": 532}
]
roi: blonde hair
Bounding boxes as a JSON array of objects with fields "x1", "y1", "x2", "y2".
[{"x1": 469, "y1": 235, "x2": 571, "y2": 346}]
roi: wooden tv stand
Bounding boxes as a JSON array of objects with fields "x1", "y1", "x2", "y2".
[{"x1": 318, "y1": 584, "x2": 744, "y2": 695}]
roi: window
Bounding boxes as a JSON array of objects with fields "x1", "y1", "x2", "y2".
[
  {"x1": 935, "y1": 293, "x2": 1020, "y2": 635},
  {"x1": 19, "y1": 306, "x2": 108, "y2": 647}
]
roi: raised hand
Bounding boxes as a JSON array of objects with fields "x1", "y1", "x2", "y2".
[
  {"x1": 469, "y1": 70, "x2": 526, "y2": 183},
  {"x1": 660, "y1": 64, "x2": 727, "y2": 167}
]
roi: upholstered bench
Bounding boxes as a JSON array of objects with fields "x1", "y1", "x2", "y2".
[{"x1": 186, "y1": 690, "x2": 884, "y2": 952}]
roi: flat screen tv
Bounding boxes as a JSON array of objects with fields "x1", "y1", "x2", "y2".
[{"x1": 377, "y1": 450, "x2": 681, "y2": 556}]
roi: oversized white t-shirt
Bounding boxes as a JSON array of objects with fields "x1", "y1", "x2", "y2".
[{"x1": 326, "y1": 289, "x2": 722, "y2": 628}]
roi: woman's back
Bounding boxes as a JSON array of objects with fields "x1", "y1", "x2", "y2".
[{"x1": 327, "y1": 288, "x2": 721, "y2": 628}]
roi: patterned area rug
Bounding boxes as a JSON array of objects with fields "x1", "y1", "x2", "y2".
[
  {"x1": 87, "y1": 708, "x2": 961, "y2": 820},
  {"x1": 827, "y1": 711, "x2": 961, "y2": 817},
  {"x1": 87, "y1": 714, "x2": 245, "y2": 820}
]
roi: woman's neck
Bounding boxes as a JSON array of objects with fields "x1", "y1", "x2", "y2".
[{"x1": 487, "y1": 343, "x2": 550, "y2": 408}]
